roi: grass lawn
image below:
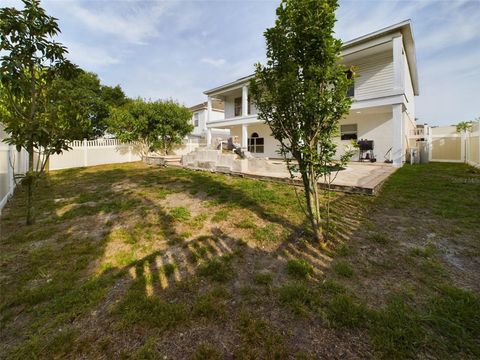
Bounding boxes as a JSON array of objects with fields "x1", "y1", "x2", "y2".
[{"x1": 1, "y1": 162, "x2": 479, "y2": 359}]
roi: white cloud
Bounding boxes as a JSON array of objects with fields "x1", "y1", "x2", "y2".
[
  {"x1": 201, "y1": 58, "x2": 227, "y2": 67},
  {"x1": 65, "y1": 42, "x2": 121, "y2": 68},
  {"x1": 56, "y1": 1, "x2": 174, "y2": 45}
]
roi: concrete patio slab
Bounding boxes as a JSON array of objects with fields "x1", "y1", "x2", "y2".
[
  {"x1": 176, "y1": 153, "x2": 396, "y2": 195},
  {"x1": 234, "y1": 162, "x2": 397, "y2": 195}
]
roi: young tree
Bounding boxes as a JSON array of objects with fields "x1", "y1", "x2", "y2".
[
  {"x1": 108, "y1": 99, "x2": 193, "y2": 157},
  {"x1": 249, "y1": 0, "x2": 355, "y2": 243},
  {"x1": 0, "y1": 0, "x2": 84, "y2": 224}
]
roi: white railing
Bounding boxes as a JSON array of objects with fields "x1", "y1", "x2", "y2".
[
  {"x1": 408, "y1": 127, "x2": 430, "y2": 138},
  {"x1": 69, "y1": 138, "x2": 123, "y2": 148}
]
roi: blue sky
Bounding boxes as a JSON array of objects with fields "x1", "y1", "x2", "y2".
[{"x1": 4, "y1": 0, "x2": 480, "y2": 126}]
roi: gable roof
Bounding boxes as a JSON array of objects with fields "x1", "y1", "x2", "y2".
[{"x1": 204, "y1": 20, "x2": 419, "y2": 96}]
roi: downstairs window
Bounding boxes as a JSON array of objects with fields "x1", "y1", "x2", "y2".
[
  {"x1": 248, "y1": 132, "x2": 264, "y2": 153},
  {"x1": 340, "y1": 124, "x2": 358, "y2": 140}
]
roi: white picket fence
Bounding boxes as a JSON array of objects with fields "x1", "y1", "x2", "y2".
[
  {"x1": 48, "y1": 139, "x2": 142, "y2": 171},
  {"x1": 48, "y1": 138, "x2": 204, "y2": 171},
  {"x1": 0, "y1": 145, "x2": 29, "y2": 213}
]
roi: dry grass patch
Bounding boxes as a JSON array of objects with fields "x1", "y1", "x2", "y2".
[{"x1": 1, "y1": 162, "x2": 479, "y2": 359}]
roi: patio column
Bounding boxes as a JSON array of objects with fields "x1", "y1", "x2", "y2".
[
  {"x1": 242, "y1": 85, "x2": 248, "y2": 117},
  {"x1": 241, "y1": 124, "x2": 248, "y2": 150},
  {"x1": 392, "y1": 104, "x2": 404, "y2": 167},
  {"x1": 206, "y1": 128, "x2": 212, "y2": 147},
  {"x1": 206, "y1": 96, "x2": 212, "y2": 129}
]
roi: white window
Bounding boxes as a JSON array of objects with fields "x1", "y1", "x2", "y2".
[
  {"x1": 248, "y1": 132, "x2": 264, "y2": 153},
  {"x1": 234, "y1": 97, "x2": 242, "y2": 117},
  {"x1": 193, "y1": 113, "x2": 199, "y2": 127},
  {"x1": 340, "y1": 124, "x2": 357, "y2": 140}
]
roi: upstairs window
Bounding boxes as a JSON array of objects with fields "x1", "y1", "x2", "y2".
[
  {"x1": 248, "y1": 132, "x2": 264, "y2": 153},
  {"x1": 340, "y1": 124, "x2": 357, "y2": 140},
  {"x1": 234, "y1": 97, "x2": 242, "y2": 117},
  {"x1": 193, "y1": 113, "x2": 199, "y2": 127}
]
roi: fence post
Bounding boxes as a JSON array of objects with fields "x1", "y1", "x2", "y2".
[
  {"x1": 427, "y1": 127, "x2": 432, "y2": 161},
  {"x1": 7, "y1": 146, "x2": 14, "y2": 195},
  {"x1": 128, "y1": 144, "x2": 132, "y2": 162},
  {"x1": 83, "y1": 139, "x2": 88, "y2": 167},
  {"x1": 460, "y1": 132, "x2": 466, "y2": 163}
]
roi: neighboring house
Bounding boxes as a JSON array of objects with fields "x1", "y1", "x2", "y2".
[
  {"x1": 203, "y1": 20, "x2": 419, "y2": 167},
  {"x1": 188, "y1": 100, "x2": 229, "y2": 144}
]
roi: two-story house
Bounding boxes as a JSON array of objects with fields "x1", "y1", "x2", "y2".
[
  {"x1": 202, "y1": 20, "x2": 419, "y2": 167},
  {"x1": 188, "y1": 100, "x2": 229, "y2": 143}
]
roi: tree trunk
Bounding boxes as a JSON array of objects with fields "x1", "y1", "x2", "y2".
[
  {"x1": 26, "y1": 145, "x2": 35, "y2": 225},
  {"x1": 302, "y1": 167, "x2": 323, "y2": 243}
]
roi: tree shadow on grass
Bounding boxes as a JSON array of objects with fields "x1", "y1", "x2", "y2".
[{"x1": 0, "y1": 162, "x2": 370, "y2": 358}]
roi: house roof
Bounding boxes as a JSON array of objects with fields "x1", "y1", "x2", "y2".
[
  {"x1": 189, "y1": 99, "x2": 224, "y2": 112},
  {"x1": 204, "y1": 20, "x2": 419, "y2": 96}
]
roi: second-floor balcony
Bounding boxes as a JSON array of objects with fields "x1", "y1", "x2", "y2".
[{"x1": 205, "y1": 79, "x2": 261, "y2": 127}]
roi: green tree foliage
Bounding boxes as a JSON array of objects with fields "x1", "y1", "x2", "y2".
[
  {"x1": 108, "y1": 99, "x2": 193, "y2": 157},
  {"x1": 50, "y1": 71, "x2": 127, "y2": 139},
  {"x1": 0, "y1": 0, "x2": 83, "y2": 224},
  {"x1": 456, "y1": 121, "x2": 473, "y2": 134},
  {"x1": 249, "y1": 0, "x2": 355, "y2": 242}
]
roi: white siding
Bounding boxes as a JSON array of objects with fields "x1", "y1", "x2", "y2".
[
  {"x1": 191, "y1": 110, "x2": 205, "y2": 136},
  {"x1": 402, "y1": 46, "x2": 416, "y2": 149},
  {"x1": 335, "y1": 110, "x2": 394, "y2": 162},
  {"x1": 353, "y1": 50, "x2": 394, "y2": 101},
  {"x1": 230, "y1": 123, "x2": 282, "y2": 159},
  {"x1": 191, "y1": 109, "x2": 224, "y2": 136}
]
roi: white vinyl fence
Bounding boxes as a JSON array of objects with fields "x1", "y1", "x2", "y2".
[
  {"x1": 428, "y1": 120, "x2": 480, "y2": 167},
  {"x1": 47, "y1": 138, "x2": 204, "y2": 171},
  {"x1": 466, "y1": 121, "x2": 480, "y2": 167},
  {"x1": 48, "y1": 139, "x2": 142, "y2": 171},
  {"x1": 0, "y1": 144, "x2": 29, "y2": 213}
]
